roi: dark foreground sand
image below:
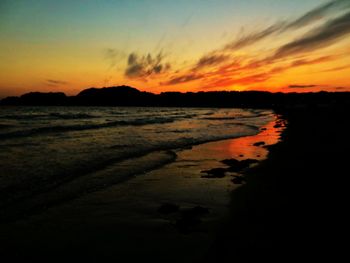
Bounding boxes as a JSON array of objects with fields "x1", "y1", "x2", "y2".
[
  {"x1": 1, "y1": 105, "x2": 349, "y2": 262},
  {"x1": 206, "y1": 105, "x2": 349, "y2": 262}
]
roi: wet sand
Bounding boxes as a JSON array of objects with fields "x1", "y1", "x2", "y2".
[{"x1": 0, "y1": 117, "x2": 284, "y2": 262}]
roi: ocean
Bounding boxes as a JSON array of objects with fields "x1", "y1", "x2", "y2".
[{"x1": 0, "y1": 107, "x2": 274, "y2": 216}]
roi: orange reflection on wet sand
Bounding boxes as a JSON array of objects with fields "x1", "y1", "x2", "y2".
[
  {"x1": 226, "y1": 117, "x2": 285, "y2": 160},
  {"x1": 179, "y1": 116, "x2": 286, "y2": 162}
]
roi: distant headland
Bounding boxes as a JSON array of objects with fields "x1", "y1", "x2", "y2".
[{"x1": 1, "y1": 85, "x2": 349, "y2": 109}]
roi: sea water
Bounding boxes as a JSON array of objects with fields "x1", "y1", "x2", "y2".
[{"x1": 0, "y1": 107, "x2": 273, "y2": 212}]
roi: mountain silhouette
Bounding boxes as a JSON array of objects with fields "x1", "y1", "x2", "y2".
[
  {"x1": 1, "y1": 86, "x2": 349, "y2": 110},
  {"x1": 1, "y1": 92, "x2": 67, "y2": 106},
  {"x1": 73, "y1": 85, "x2": 155, "y2": 106},
  {"x1": 77, "y1": 85, "x2": 141, "y2": 97}
]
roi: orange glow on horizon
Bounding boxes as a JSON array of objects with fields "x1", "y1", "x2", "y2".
[{"x1": 1, "y1": 0, "x2": 350, "y2": 98}]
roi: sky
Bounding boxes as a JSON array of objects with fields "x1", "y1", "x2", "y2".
[{"x1": 1, "y1": 0, "x2": 350, "y2": 97}]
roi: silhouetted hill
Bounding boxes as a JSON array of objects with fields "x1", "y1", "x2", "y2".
[
  {"x1": 73, "y1": 85, "x2": 155, "y2": 106},
  {"x1": 1, "y1": 92, "x2": 67, "y2": 106},
  {"x1": 77, "y1": 85, "x2": 140, "y2": 96},
  {"x1": 1, "y1": 86, "x2": 350, "y2": 110}
]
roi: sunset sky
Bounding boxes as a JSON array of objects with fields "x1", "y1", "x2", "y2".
[{"x1": 1, "y1": 0, "x2": 350, "y2": 98}]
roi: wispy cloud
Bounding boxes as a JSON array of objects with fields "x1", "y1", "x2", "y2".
[
  {"x1": 125, "y1": 52, "x2": 171, "y2": 80},
  {"x1": 284, "y1": 0, "x2": 350, "y2": 30},
  {"x1": 334, "y1": 86, "x2": 347, "y2": 90},
  {"x1": 224, "y1": 22, "x2": 287, "y2": 50},
  {"x1": 46, "y1": 79, "x2": 68, "y2": 86},
  {"x1": 162, "y1": 73, "x2": 203, "y2": 86},
  {"x1": 193, "y1": 53, "x2": 230, "y2": 70},
  {"x1": 105, "y1": 48, "x2": 122, "y2": 70},
  {"x1": 181, "y1": 12, "x2": 194, "y2": 28},
  {"x1": 121, "y1": 0, "x2": 350, "y2": 90},
  {"x1": 195, "y1": 54, "x2": 334, "y2": 90},
  {"x1": 224, "y1": 0, "x2": 350, "y2": 51},
  {"x1": 288, "y1": 84, "x2": 318, "y2": 89},
  {"x1": 321, "y1": 64, "x2": 350, "y2": 72},
  {"x1": 290, "y1": 55, "x2": 335, "y2": 67},
  {"x1": 273, "y1": 11, "x2": 350, "y2": 59}
]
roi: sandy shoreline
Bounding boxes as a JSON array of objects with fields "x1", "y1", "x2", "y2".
[
  {"x1": 0, "y1": 115, "x2": 284, "y2": 261},
  {"x1": 2, "y1": 104, "x2": 347, "y2": 262},
  {"x1": 205, "y1": 105, "x2": 349, "y2": 262}
]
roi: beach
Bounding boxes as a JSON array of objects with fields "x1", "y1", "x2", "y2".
[
  {"x1": 0, "y1": 111, "x2": 283, "y2": 262},
  {"x1": 2, "y1": 0, "x2": 350, "y2": 261},
  {"x1": 1, "y1": 104, "x2": 348, "y2": 262},
  {"x1": 206, "y1": 105, "x2": 349, "y2": 262}
]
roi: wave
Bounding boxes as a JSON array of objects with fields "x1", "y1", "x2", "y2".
[
  {"x1": 0, "y1": 121, "x2": 259, "y2": 207},
  {"x1": 201, "y1": 117, "x2": 237, "y2": 120},
  {"x1": 0, "y1": 107, "x2": 275, "y2": 221},
  {"x1": 0, "y1": 114, "x2": 48, "y2": 120},
  {"x1": 0, "y1": 112, "x2": 203, "y2": 140},
  {"x1": 49, "y1": 113, "x2": 97, "y2": 119},
  {"x1": 0, "y1": 117, "x2": 178, "y2": 139},
  {"x1": 0, "y1": 113, "x2": 97, "y2": 120},
  {"x1": 239, "y1": 111, "x2": 273, "y2": 118}
]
